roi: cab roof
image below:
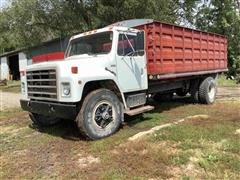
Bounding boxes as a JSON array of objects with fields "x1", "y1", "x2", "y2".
[{"x1": 70, "y1": 26, "x2": 140, "y2": 41}]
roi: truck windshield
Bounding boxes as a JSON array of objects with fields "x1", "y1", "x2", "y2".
[{"x1": 68, "y1": 32, "x2": 113, "y2": 57}]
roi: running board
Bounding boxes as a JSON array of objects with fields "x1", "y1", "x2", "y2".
[{"x1": 125, "y1": 105, "x2": 155, "y2": 116}]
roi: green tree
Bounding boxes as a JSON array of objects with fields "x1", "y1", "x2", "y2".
[
  {"x1": 1, "y1": 0, "x2": 189, "y2": 52},
  {"x1": 195, "y1": 0, "x2": 240, "y2": 76}
]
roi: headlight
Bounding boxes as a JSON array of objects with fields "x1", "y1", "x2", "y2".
[
  {"x1": 61, "y1": 82, "x2": 71, "y2": 97},
  {"x1": 21, "y1": 82, "x2": 26, "y2": 94}
]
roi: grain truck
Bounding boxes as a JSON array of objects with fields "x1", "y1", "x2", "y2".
[{"x1": 20, "y1": 19, "x2": 228, "y2": 139}]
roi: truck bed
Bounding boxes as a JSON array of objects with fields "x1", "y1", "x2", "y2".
[{"x1": 131, "y1": 20, "x2": 228, "y2": 80}]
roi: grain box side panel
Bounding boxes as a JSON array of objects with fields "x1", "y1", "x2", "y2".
[{"x1": 135, "y1": 21, "x2": 228, "y2": 79}]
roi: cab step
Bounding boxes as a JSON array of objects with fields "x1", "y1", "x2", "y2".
[{"x1": 125, "y1": 105, "x2": 154, "y2": 116}]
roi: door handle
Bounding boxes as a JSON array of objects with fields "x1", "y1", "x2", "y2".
[
  {"x1": 105, "y1": 67, "x2": 116, "y2": 76},
  {"x1": 141, "y1": 68, "x2": 143, "y2": 75}
]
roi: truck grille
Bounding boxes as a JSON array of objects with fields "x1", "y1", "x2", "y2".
[{"x1": 27, "y1": 69, "x2": 57, "y2": 100}]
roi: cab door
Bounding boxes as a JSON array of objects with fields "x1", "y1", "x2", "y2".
[{"x1": 116, "y1": 31, "x2": 147, "y2": 93}]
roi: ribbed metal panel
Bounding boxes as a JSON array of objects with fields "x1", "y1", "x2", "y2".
[{"x1": 27, "y1": 69, "x2": 57, "y2": 100}]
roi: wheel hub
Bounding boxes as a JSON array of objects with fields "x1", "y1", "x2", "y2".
[
  {"x1": 102, "y1": 112, "x2": 110, "y2": 120},
  {"x1": 93, "y1": 101, "x2": 115, "y2": 129},
  {"x1": 208, "y1": 84, "x2": 215, "y2": 100}
]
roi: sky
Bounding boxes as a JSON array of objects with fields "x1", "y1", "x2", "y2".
[{"x1": 0, "y1": 0, "x2": 9, "y2": 9}]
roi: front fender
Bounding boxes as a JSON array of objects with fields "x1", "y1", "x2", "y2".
[{"x1": 58, "y1": 67, "x2": 125, "y2": 104}]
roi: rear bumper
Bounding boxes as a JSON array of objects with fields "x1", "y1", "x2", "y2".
[{"x1": 20, "y1": 100, "x2": 78, "y2": 120}]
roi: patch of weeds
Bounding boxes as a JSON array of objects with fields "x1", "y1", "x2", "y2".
[
  {"x1": 130, "y1": 177, "x2": 145, "y2": 180},
  {"x1": 172, "y1": 151, "x2": 192, "y2": 165},
  {"x1": 218, "y1": 75, "x2": 238, "y2": 87},
  {"x1": 0, "y1": 123, "x2": 62, "y2": 153},
  {"x1": 217, "y1": 154, "x2": 240, "y2": 172},
  {"x1": 154, "y1": 147, "x2": 172, "y2": 165},
  {"x1": 0, "y1": 125, "x2": 35, "y2": 152},
  {"x1": 126, "y1": 112, "x2": 168, "y2": 129},
  {"x1": 198, "y1": 152, "x2": 240, "y2": 174},
  {"x1": 221, "y1": 138, "x2": 240, "y2": 154},
  {"x1": 154, "y1": 122, "x2": 238, "y2": 146},
  {"x1": 198, "y1": 153, "x2": 218, "y2": 174},
  {"x1": 101, "y1": 168, "x2": 128, "y2": 180},
  {"x1": 154, "y1": 125, "x2": 208, "y2": 142},
  {"x1": 90, "y1": 127, "x2": 136, "y2": 153},
  {"x1": 181, "y1": 176, "x2": 192, "y2": 180},
  {"x1": 0, "y1": 108, "x2": 22, "y2": 119},
  {"x1": 108, "y1": 140, "x2": 172, "y2": 179},
  {"x1": 179, "y1": 139, "x2": 205, "y2": 150},
  {"x1": 1, "y1": 131, "x2": 51, "y2": 153}
]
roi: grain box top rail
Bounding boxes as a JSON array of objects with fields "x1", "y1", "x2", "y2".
[{"x1": 108, "y1": 19, "x2": 226, "y2": 38}]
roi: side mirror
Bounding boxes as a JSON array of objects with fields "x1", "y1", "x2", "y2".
[{"x1": 136, "y1": 31, "x2": 144, "y2": 51}]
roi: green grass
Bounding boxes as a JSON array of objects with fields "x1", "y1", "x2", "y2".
[
  {"x1": 0, "y1": 101, "x2": 240, "y2": 179},
  {"x1": 218, "y1": 74, "x2": 238, "y2": 87},
  {"x1": 0, "y1": 108, "x2": 22, "y2": 119},
  {"x1": 101, "y1": 168, "x2": 128, "y2": 180},
  {"x1": 150, "y1": 116, "x2": 240, "y2": 178},
  {"x1": 172, "y1": 151, "x2": 192, "y2": 165},
  {"x1": 0, "y1": 80, "x2": 21, "y2": 93}
]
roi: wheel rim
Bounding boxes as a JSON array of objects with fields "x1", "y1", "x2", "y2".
[
  {"x1": 208, "y1": 83, "x2": 216, "y2": 101},
  {"x1": 92, "y1": 101, "x2": 116, "y2": 129}
]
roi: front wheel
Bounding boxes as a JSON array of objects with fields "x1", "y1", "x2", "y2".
[{"x1": 76, "y1": 89, "x2": 123, "y2": 140}]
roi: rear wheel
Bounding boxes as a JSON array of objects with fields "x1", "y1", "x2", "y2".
[
  {"x1": 29, "y1": 113, "x2": 60, "y2": 127},
  {"x1": 76, "y1": 89, "x2": 123, "y2": 140},
  {"x1": 190, "y1": 81, "x2": 199, "y2": 103},
  {"x1": 199, "y1": 77, "x2": 217, "y2": 104}
]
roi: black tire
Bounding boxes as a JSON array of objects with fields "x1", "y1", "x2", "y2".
[
  {"x1": 190, "y1": 81, "x2": 199, "y2": 103},
  {"x1": 199, "y1": 77, "x2": 217, "y2": 104},
  {"x1": 153, "y1": 93, "x2": 173, "y2": 102},
  {"x1": 29, "y1": 113, "x2": 60, "y2": 127},
  {"x1": 76, "y1": 89, "x2": 123, "y2": 140}
]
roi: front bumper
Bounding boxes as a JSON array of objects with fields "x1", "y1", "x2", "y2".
[{"x1": 20, "y1": 100, "x2": 78, "y2": 120}]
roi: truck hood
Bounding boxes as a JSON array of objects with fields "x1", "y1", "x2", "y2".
[{"x1": 26, "y1": 55, "x2": 112, "y2": 72}]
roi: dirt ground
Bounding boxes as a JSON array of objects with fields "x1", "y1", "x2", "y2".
[
  {"x1": 0, "y1": 92, "x2": 21, "y2": 110},
  {"x1": 0, "y1": 87, "x2": 239, "y2": 179},
  {"x1": 217, "y1": 87, "x2": 240, "y2": 100}
]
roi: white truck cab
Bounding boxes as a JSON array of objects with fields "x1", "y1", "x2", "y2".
[{"x1": 20, "y1": 26, "x2": 152, "y2": 139}]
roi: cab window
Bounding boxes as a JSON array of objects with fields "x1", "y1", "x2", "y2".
[{"x1": 117, "y1": 33, "x2": 144, "y2": 56}]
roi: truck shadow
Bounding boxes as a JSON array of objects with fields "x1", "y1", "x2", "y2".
[
  {"x1": 29, "y1": 120, "x2": 85, "y2": 141},
  {"x1": 29, "y1": 95, "x2": 193, "y2": 141},
  {"x1": 125, "y1": 95, "x2": 193, "y2": 126}
]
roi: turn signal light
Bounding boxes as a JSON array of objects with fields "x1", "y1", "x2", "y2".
[
  {"x1": 20, "y1": 71, "x2": 25, "y2": 77},
  {"x1": 71, "y1": 66, "x2": 78, "y2": 74}
]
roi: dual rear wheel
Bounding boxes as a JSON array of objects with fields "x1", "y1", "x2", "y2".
[
  {"x1": 190, "y1": 76, "x2": 217, "y2": 104},
  {"x1": 153, "y1": 76, "x2": 217, "y2": 104},
  {"x1": 198, "y1": 77, "x2": 217, "y2": 104}
]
